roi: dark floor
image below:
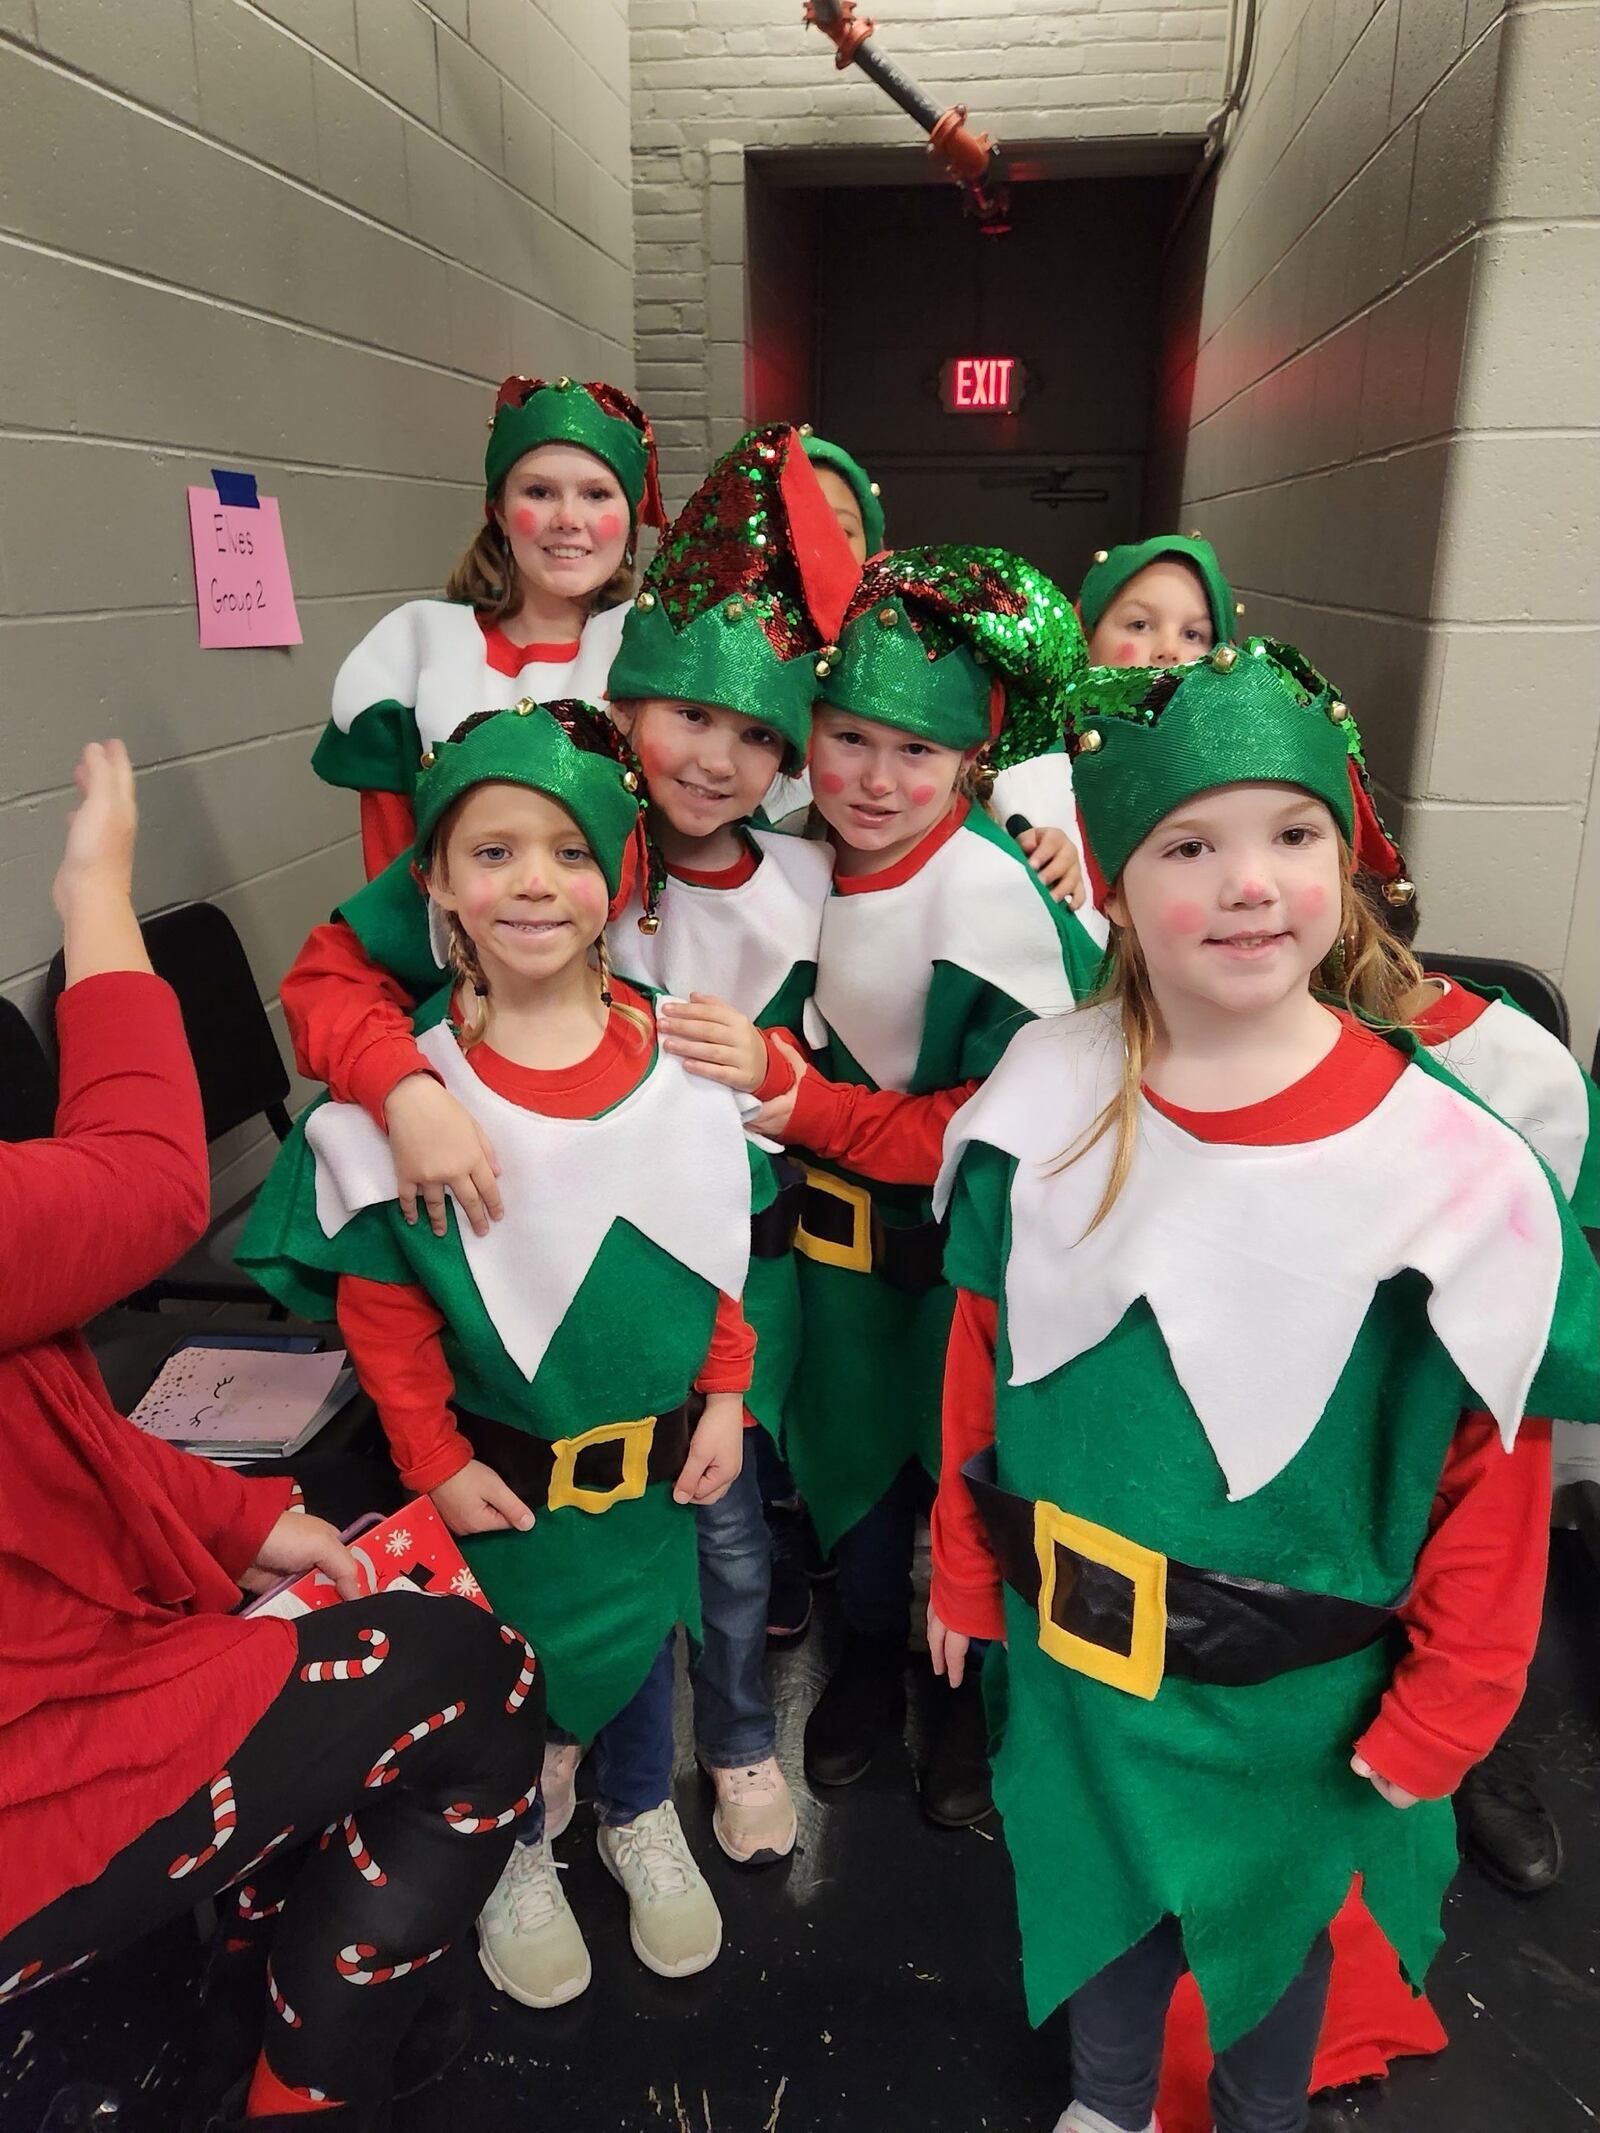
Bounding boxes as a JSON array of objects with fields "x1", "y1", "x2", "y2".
[{"x1": 4, "y1": 1535, "x2": 1596, "y2": 2133}]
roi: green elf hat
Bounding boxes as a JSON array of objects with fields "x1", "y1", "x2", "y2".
[
  {"x1": 1077, "y1": 532, "x2": 1241, "y2": 647},
  {"x1": 484, "y1": 375, "x2": 668, "y2": 534},
  {"x1": 1060, "y1": 637, "x2": 1415, "y2": 910},
  {"x1": 413, "y1": 698, "x2": 665, "y2": 928},
  {"x1": 799, "y1": 425, "x2": 886, "y2": 558},
  {"x1": 824, "y1": 546, "x2": 1086, "y2": 760},
  {"x1": 606, "y1": 423, "x2": 859, "y2": 766}
]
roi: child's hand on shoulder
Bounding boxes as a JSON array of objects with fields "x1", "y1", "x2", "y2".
[
  {"x1": 1350, "y1": 1752, "x2": 1420, "y2": 1810},
  {"x1": 744, "y1": 1030, "x2": 808, "y2": 1140},
  {"x1": 383, "y1": 1073, "x2": 503, "y2": 1238},
  {"x1": 657, "y1": 994, "x2": 767, "y2": 1092},
  {"x1": 1015, "y1": 822, "x2": 1085, "y2": 909},
  {"x1": 673, "y1": 1392, "x2": 745, "y2": 1506},
  {"x1": 432, "y1": 1459, "x2": 535, "y2": 1536}
]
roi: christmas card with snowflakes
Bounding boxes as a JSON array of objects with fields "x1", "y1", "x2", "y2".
[{"x1": 245, "y1": 1497, "x2": 492, "y2": 1619}]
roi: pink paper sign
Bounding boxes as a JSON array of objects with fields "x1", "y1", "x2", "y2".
[{"x1": 187, "y1": 483, "x2": 303, "y2": 648}]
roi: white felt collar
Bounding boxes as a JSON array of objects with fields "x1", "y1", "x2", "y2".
[
  {"x1": 608, "y1": 830, "x2": 832, "y2": 1018},
  {"x1": 1426, "y1": 990, "x2": 1590, "y2": 1200},
  {"x1": 331, "y1": 600, "x2": 627, "y2": 751},
  {"x1": 307, "y1": 1020, "x2": 751, "y2": 1381},
  {"x1": 935, "y1": 1009, "x2": 1566, "y2": 1499},
  {"x1": 814, "y1": 822, "x2": 1078, "y2": 1091}
]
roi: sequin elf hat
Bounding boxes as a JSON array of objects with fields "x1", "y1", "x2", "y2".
[
  {"x1": 821, "y1": 546, "x2": 1087, "y2": 760},
  {"x1": 1060, "y1": 637, "x2": 1414, "y2": 906},
  {"x1": 606, "y1": 424, "x2": 859, "y2": 764}
]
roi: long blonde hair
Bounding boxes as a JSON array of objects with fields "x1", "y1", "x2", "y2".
[{"x1": 1060, "y1": 853, "x2": 1426, "y2": 1234}]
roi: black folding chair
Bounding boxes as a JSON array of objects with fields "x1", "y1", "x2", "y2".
[
  {"x1": 1416, "y1": 950, "x2": 1570, "y2": 1047},
  {"x1": 0, "y1": 997, "x2": 58, "y2": 1142},
  {"x1": 47, "y1": 903, "x2": 294, "y2": 1309}
]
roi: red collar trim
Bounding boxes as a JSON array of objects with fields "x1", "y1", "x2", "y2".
[
  {"x1": 668, "y1": 842, "x2": 760, "y2": 890},
  {"x1": 1142, "y1": 1013, "x2": 1406, "y2": 1145},
  {"x1": 1409, "y1": 975, "x2": 1491, "y2": 1047},
  {"x1": 457, "y1": 981, "x2": 654, "y2": 1117},
  {"x1": 832, "y1": 797, "x2": 970, "y2": 896},
  {"x1": 477, "y1": 615, "x2": 583, "y2": 678}
]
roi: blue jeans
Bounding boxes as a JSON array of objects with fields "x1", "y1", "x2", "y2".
[
  {"x1": 533, "y1": 1635, "x2": 676, "y2": 1836},
  {"x1": 1069, "y1": 1918, "x2": 1334, "y2": 2133},
  {"x1": 836, "y1": 1459, "x2": 988, "y2": 1671},
  {"x1": 690, "y1": 1447, "x2": 778, "y2": 1766}
]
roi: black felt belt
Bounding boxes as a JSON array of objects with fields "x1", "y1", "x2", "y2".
[
  {"x1": 962, "y1": 1446, "x2": 1402, "y2": 1691},
  {"x1": 463, "y1": 1398, "x2": 704, "y2": 1513}
]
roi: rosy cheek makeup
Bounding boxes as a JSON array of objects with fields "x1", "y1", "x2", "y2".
[
  {"x1": 512, "y1": 505, "x2": 542, "y2": 539},
  {"x1": 816, "y1": 770, "x2": 847, "y2": 797},
  {"x1": 908, "y1": 782, "x2": 938, "y2": 809},
  {"x1": 1162, "y1": 899, "x2": 1209, "y2": 937},
  {"x1": 1293, "y1": 882, "x2": 1329, "y2": 921},
  {"x1": 594, "y1": 511, "x2": 623, "y2": 545}
]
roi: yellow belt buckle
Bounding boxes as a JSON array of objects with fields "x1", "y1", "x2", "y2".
[
  {"x1": 792, "y1": 1163, "x2": 874, "y2": 1274},
  {"x1": 546, "y1": 1416, "x2": 656, "y2": 1515},
  {"x1": 1032, "y1": 1499, "x2": 1167, "y2": 1701}
]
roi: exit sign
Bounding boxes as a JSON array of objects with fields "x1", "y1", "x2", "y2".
[{"x1": 940, "y1": 355, "x2": 1026, "y2": 414}]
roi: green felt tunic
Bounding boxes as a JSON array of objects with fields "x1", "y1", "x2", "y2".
[
  {"x1": 941, "y1": 1046, "x2": 1600, "y2": 2052},
  {"x1": 238, "y1": 997, "x2": 757, "y2": 1744}
]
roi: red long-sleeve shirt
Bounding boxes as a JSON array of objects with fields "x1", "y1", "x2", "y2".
[
  {"x1": 335, "y1": 984, "x2": 756, "y2": 1493},
  {"x1": 0, "y1": 974, "x2": 296, "y2": 1940},
  {"x1": 931, "y1": 1020, "x2": 1554, "y2": 1801}
]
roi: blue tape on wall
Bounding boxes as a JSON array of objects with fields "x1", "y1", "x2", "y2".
[{"x1": 211, "y1": 468, "x2": 260, "y2": 509}]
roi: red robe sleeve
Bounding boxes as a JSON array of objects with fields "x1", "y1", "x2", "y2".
[
  {"x1": 120, "y1": 1421, "x2": 295, "y2": 1575},
  {"x1": 0, "y1": 973, "x2": 210, "y2": 1349},
  {"x1": 361, "y1": 789, "x2": 417, "y2": 882},
  {"x1": 281, "y1": 919, "x2": 433, "y2": 1126},
  {"x1": 695, "y1": 1291, "x2": 756, "y2": 1399},
  {"x1": 929, "y1": 1289, "x2": 1008, "y2": 1641},
  {"x1": 1354, "y1": 1412, "x2": 1553, "y2": 1799},
  {"x1": 337, "y1": 1273, "x2": 472, "y2": 1493}
]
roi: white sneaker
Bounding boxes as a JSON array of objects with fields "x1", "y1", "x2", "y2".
[
  {"x1": 541, "y1": 1740, "x2": 582, "y2": 1841},
  {"x1": 703, "y1": 1756, "x2": 797, "y2": 1866},
  {"x1": 597, "y1": 1800, "x2": 722, "y2": 1977},
  {"x1": 1052, "y1": 2110, "x2": 1159, "y2": 2133},
  {"x1": 476, "y1": 1835, "x2": 591, "y2": 2008}
]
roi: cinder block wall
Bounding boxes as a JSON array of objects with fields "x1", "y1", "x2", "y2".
[
  {"x1": 1165, "y1": 0, "x2": 1600, "y2": 1045},
  {"x1": 631, "y1": 0, "x2": 1229, "y2": 509},
  {"x1": 0, "y1": 0, "x2": 632, "y2": 1202}
]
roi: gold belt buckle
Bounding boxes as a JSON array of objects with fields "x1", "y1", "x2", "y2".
[
  {"x1": 546, "y1": 1416, "x2": 656, "y2": 1515},
  {"x1": 792, "y1": 1163, "x2": 874, "y2": 1274},
  {"x1": 1032, "y1": 1499, "x2": 1167, "y2": 1701}
]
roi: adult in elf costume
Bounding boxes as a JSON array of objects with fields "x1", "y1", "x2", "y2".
[
  {"x1": 241, "y1": 701, "x2": 757, "y2": 2000},
  {"x1": 775, "y1": 547, "x2": 1102, "y2": 1816},
  {"x1": 314, "y1": 375, "x2": 667, "y2": 879},
  {"x1": 927, "y1": 639, "x2": 1600, "y2": 2133}
]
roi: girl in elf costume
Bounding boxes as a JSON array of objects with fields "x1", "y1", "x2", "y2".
[
  {"x1": 314, "y1": 375, "x2": 667, "y2": 882},
  {"x1": 925, "y1": 640, "x2": 1600, "y2": 2133},
  {"x1": 989, "y1": 532, "x2": 1241, "y2": 892},
  {"x1": 272, "y1": 427, "x2": 855, "y2": 1886},
  {"x1": 240, "y1": 703, "x2": 757, "y2": 2013},
  {"x1": 665, "y1": 547, "x2": 1103, "y2": 1828}
]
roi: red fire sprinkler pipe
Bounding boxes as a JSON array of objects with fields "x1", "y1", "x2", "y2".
[{"x1": 803, "y1": 0, "x2": 1006, "y2": 226}]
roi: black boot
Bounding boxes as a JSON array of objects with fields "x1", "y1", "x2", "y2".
[
  {"x1": 1456, "y1": 1737, "x2": 1562, "y2": 1895},
  {"x1": 919, "y1": 1669, "x2": 994, "y2": 1829},
  {"x1": 764, "y1": 1501, "x2": 814, "y2": 1648},
  {"x1": 803, "y1": 1632, "x2": 906, "y2": 1787}
]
